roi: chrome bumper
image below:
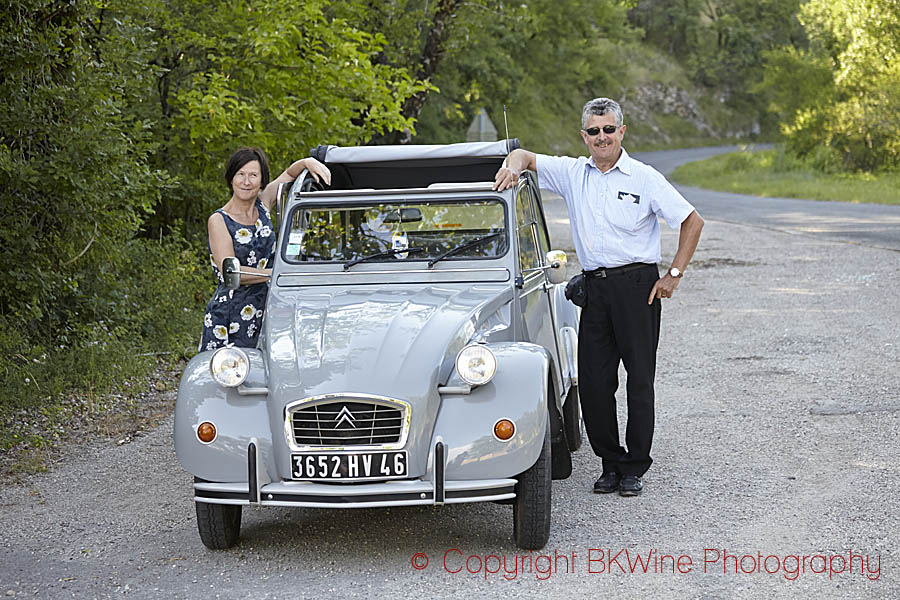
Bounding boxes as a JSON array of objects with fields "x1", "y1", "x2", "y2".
[
  {"x1": 192, "y1": 440, "x2": 516, "y2": 508},
  {"x1": 194, "y1": 478, "x2": 516, "y2": 508}
]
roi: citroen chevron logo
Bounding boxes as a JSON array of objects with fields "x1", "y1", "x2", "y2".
[{"x1": 334, "y1": 406, "x2": 357, "y2": 429}]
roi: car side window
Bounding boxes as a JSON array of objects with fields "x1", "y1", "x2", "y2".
[
  {"x1": 516, "y1": 185, "x2": 540, "y2": 273},
  {"x1": 530, "y1": 186, "x2": 552, "y2": 260}
]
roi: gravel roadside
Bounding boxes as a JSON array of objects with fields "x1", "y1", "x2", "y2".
[{"x1": 1, "y1": 186, "x2": 897, "y2": 599}]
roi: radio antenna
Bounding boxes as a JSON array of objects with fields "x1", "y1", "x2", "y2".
[{"x1": 503, "y1": 104, "x2": 510, "y2": 141}]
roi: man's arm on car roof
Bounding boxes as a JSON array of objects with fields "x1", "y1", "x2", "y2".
[{"x1": 493, "y1": 149, "x2": 537, "y2": 191}]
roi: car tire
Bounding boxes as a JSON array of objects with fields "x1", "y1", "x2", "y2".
[
  {"x1": 195, "y1": 500, "x2": 242, "y2": 550},
  {"x1": 513, "y1": 417, "x2": 551, "y2": 550},
  {"x1": 562, "y1": 385, "x2": 583, "y2": 451}
]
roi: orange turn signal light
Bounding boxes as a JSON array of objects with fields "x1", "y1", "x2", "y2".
[
  {"x1": 494, "y1": 419, "x2": 515, "y2": 441},
  {"x1": 197, "y1": 421, "x2": 217, "y2": 443}
]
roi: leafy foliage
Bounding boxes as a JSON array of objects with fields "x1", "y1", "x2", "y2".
[
  {"x1": 629, "y1": 0, "x2": 900, "y2": 170},
  {"x1": 124, "y1": 0, "x2": 432, "y2": 236},
  {"x1": 0, "y1": 0, "x2": 430, "y2": 436},
  {"x1": 413, "y1": 0, "x2": 638, "y2": 152},
  {"x1": 0, "y1": 0, "x2": 168, "y2": 336},
  {"x1": 330, "y1": 0, "x2": 636, "y2": 151},
  {"x1": 629, "y1": 0, "x2": 805, "y2": 122},
  {"x1": 760, "y1": 0, "x2": 900, "y2": 171}
]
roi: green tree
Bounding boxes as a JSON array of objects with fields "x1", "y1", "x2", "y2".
[
  {"x1": 629, "y1": 0, "x2": 805, "y2": 119},
  {"x1": 474, "y1": 0, "x2": 636, "y2": 151},
  {"x1": 0, "y1": 0, "x2": 434, "y2": 419},
  {"x1": 628, "y1": 0, "x2": 705, "y2": 57},
  {"x1": 761, "y1": 0, "x2": 900, "y2": 170},
  {"x1": 0, "y1": 0, "x2": 166, "y2": 337},
  {"x1": 342, "y1": 0, "x2": 636, "y2": 149},
  {"x1": 101, "y1": 0, "x2": 432, "y2": 237}
]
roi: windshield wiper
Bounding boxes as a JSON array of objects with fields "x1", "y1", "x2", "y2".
[
  {"x1": 427, "y1": 232, "x2": 502, "y2": 268},
  {"x1": 343, "y1": 247, "x2": 424, "y2": 270}
]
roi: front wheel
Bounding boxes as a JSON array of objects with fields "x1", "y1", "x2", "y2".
[
  {"x1": 513, "y1": 417, "x2": 551, "y2": 550},
  {"x1": 196, "y1": 501, "x2": 242, "y2": 549},
  {"x1": 562, "y1": 385, "x2": 583, "y2": 451}
]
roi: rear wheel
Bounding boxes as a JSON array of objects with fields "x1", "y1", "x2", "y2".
[
  {"x1": 513, "y1": 418, "x2": 551, "y2": 550},
  {"x1": 562, "y1": 385, "x2": 583, "y2": 451}
]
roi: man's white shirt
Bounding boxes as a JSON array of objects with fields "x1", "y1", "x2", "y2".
[{"x1": 535, "y1": 148, "x2": 695, "y2": 270}]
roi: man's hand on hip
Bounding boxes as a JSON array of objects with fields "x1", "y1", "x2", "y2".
[{"x1": 648, "y1": 274, "x2": 681, "y2": 304}]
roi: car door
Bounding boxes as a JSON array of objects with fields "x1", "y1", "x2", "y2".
[
  {"x1": 515, "y1": 180, "x2": 564, "y2": 390},
  {"x1": 530, "y1": 180, "x2": 577, "y2": 390}
]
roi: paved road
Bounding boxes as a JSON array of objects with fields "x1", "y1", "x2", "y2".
[
  {"x1": 2, "y1": 147, "x2": 898, "y2": 599},
  {"x1": 635, "y1": 146, "x2": 900, "y2": 252}
]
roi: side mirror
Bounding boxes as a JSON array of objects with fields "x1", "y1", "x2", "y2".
[
  {"x1": 546, "y1": 250, "x2": 567, "y2": 285},
  {"x1": 222, "y1": 257, "x2": 241, "y2": 290}
]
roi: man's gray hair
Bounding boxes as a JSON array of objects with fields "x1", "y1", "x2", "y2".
[{"x1": 581, "y1": 97, "x2": 623, "y2": 128}]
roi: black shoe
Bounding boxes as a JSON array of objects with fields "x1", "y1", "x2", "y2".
[
  {"x1": 593, "y1": 472, "x2": 621, "y2": 494},
  {"x1": 619, "y1": 475, "x2": 643, "y2": 496}
]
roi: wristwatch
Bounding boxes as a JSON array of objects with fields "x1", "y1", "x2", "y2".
[{"x1": 668, "y1": 267, "x2": 683, "y2": 278}]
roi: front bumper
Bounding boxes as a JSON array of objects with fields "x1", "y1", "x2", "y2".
[
  {"x1": 194, "y1": 478, "x2": 516, "y2": 509},
  {"x1": 193, "y1": 440, "x2": 516, "y2": 509}
]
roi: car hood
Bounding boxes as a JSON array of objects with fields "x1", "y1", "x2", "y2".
[{"x1": 263, "y1": 284, "x2": 512, "y2": 404}]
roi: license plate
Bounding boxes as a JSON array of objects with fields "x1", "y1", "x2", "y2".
[{"x1": 291, "y1": 451, "x2": 408, "y2": 481}]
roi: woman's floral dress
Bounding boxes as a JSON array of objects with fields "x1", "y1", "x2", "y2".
[{"x1": 199, "y1": 198, "x2": 275, "y2": 351}]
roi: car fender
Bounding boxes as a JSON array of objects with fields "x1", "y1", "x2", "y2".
[
  {"x1": 174, "y1": 349, "x2": 274, "y2": 483},
  {"x1": 429, "y1": 342, "x2": 550, "y2": 480}
]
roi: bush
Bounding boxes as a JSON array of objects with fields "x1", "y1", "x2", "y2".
[
  {"x1": 0, "y1": 234, "x2": 208, "y2": 450},
  {"x1": 115, "y1": 236, "x2": 210, "y2": 355},
  {"x1": 759, "y1": 0, "x2": 900, "y2": 174}
]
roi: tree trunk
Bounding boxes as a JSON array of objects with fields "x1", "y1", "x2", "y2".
[{"x1": 393, "y1": 0, "x2": 463, "y2": 144}]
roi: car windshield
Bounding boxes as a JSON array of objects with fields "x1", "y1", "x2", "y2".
[{"x1": 284, "y1": 199, "x2": 507, "y2": 264}]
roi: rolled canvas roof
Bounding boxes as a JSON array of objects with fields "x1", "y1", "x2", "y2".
[
  {"x1": 308, "y1": 139, "x2": 520, "y2": 190},
  {"x1": 311, "y1": 139, "x2": 519, "y2": 164}
]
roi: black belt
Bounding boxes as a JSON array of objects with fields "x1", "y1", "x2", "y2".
[{"x1": 584, "y1": 263, "x2": 656, "y2": 279}]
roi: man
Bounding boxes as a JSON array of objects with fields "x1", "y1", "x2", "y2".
[{"x1": 493, "y1": 97, "x2": 703, "y2": 497}]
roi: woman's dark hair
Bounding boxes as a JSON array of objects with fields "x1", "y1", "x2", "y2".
[{"x1": 224, "y1": 147, "x2": 271, "y2": 194}]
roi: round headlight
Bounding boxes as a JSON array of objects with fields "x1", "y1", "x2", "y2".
[
  {"x1": 455, "y1": 344, "x2": 497, "y2": 386},
  {"x1": 210, "y1": 347, "x2": 249, "y2": 388}
]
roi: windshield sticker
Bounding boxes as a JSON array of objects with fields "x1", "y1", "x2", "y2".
[
  {"x1": 287, "y1": 231, "x2": 304, "y2": 257},
  {"x1": 391, "y1": 231, "x2": 409, "y2": 259}
]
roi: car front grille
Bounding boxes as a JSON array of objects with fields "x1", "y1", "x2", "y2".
[{"x1": 288, "y1": 398, "x2": 407, "y2": 448}]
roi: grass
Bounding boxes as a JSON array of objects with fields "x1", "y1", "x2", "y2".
[
  {"x1": 671, "y1": 146, "x2": 900, "y2": 205},
  {"x1": 0, "y1": 358, "x2": 182, "y2": 481}
]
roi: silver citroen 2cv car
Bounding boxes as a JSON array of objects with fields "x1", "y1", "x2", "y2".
[{"x1": 175, "y1": 139, "x2": 582, "y2": 551}]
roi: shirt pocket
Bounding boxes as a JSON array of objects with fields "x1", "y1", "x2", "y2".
[{"x1": 605, "y1": 193, "x2": 647, "y2": 232}]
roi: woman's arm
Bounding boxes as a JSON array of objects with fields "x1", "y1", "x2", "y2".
[
  {"x1": 259, "y1": 157, "x2": 332, "y2": 211},
  {"x1": 208, "y1": 213, "x2": 272, "y2": 285}
]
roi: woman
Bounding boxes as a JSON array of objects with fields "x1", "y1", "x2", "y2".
[{"x1": 200, "y1": 147, "x2": 331, "y2": 350}]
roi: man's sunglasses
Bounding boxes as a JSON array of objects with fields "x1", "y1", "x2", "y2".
[{"x1": 582, "y1": 125, "x2": 619, "y2": 136}]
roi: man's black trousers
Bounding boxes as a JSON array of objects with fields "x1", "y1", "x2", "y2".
[{"x1": 577, "y1": 263, "x2": 661, "y2": 477}]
